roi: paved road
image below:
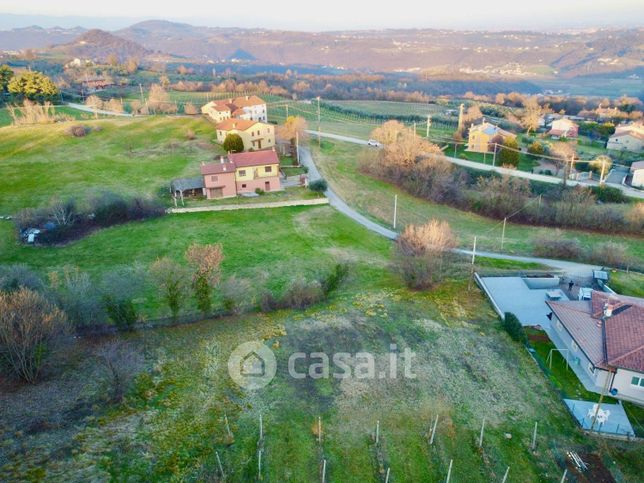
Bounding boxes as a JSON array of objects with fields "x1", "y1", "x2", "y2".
[
  {"x1": 299, "y1": 145, "x2": 600, "y2": 275},
  {"x1": 307, "y1": 130, "x2": 644, "y2": 200},
  {"x1": 66, "y1": 103, "x2": 134, "y2": 117}
]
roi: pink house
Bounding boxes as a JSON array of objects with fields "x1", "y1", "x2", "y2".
[{"x1": 200, "y1": 149, "x2": 282, "y2": 199}]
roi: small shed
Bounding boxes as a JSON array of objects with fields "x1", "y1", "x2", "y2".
[{"x1": 170, "y1": 177, "x2": 205, "y2": 205}]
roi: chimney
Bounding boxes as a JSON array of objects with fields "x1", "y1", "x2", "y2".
[
  {"x1": 603, "y1": 302, "x2": 613, "y2": 319},
  {"x1": 246, "y1": 95, "x2": 249, "y2": 100}
]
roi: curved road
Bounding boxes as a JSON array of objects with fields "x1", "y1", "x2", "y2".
[
  {"x1": 307, "y1": 130, "x2": 644, "y2": 200},
  {"x1": 299, "y1": 145, "x2": 600, "y2": 276}
]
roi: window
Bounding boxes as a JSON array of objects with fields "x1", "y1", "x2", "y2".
[
  {"x1": 238, "y1": 170, "x2": 246, "y2": 177},
  {"x1": 210, "y1": 175, "x2": 218, "y2": 182},
  {"x1": 265, "y1": 166, "x2": 272, "y2": 173},
  {"x1": 571, "y1": 341, "x2": 578, "y2": 352},
  {"x1": 631, "y1": 376, "x2": 644, "y2": 388},
  {"x1": 241, "y1": 184, "x2": 247, "y2": 188}
]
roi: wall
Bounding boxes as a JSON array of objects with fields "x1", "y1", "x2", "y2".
[
  {"x1": 612, "y1": 368, "x2": 644, "y2": 404},
  {"x1": 203, "y1": 172, "x2": 236, "y2": 198}
]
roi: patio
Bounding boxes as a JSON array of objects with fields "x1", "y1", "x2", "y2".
[{"x1": 564, "y1": 399, "x2": 636, "y2": 437}]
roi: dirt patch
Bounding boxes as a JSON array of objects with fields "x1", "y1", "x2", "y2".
[{"x1": 566, "y1": 452, "x2": 615, "y2": 483}]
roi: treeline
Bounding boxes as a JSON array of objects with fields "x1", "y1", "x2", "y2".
[
  {"x1": 365, "y1": 123, "x2": 644, "y2": 240},
  {"x1": 15, "y1": 192, "x2": 165, "y2": 245},
  {"x1": 0, "y1": 250, "x2": 349, "y2": 383}
]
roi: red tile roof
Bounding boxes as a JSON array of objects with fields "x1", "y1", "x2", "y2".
[
  {"x1": 232, "y1": 95, "x2": 265, "y2": 108},
  {"x1": 547, "y1": 291, "x2": 644, "y2": 372},
  {"x1": 228, "y1": 149, "x2": 279, "y2": 168},
  {"x1": 216, "y1": 119, "x2": 258, "y2": 131},
  {"x1": 201, "y1": 159, "x2": 236, "y2": 175}
]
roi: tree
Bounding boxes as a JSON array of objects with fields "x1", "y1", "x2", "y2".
[
  {"x1": 100, "y1": 267, "x2": 145, "y2": 331},
  {"x1": 183, "y1": 102, "x2": 198, "y2": 115},
  {"x1": 150, "y1": 258, "x2": 190, "y2": 322},
  {"x1": 589, "y1": 155, "x2": 612, "y2": 181},
  {"x1": 309, "y1": 179, "x2": 328, "y2": 192},
  {"x1": 370, "y1": 120, "x2": 406, "y2": 145},
  {"x1": 85, "y1": 95, "x2": 103, "y2": 118},
  {"x1": 223, "y1": 133, "x2": 244, "y2": 153},
  {"x1": 124, "y1": 57, "x2": 139, "y2": 74},
  {"x1": 550, "y1": 141, "x2": 577, "y2": 184},
  {"x1": 0, "y1": 264, "x2": 44, "y2": 293},
  {"x1": 106, "y1": 53, "x2": 119, "y2": 67},
  {"x1": 95, "y1": 341, "x2": 143, "y2": 402},
  {"x1": 395, "y1": 220, "x2": 456, "y2": 289},
  {"x1": 105, "y1": 98, "x2": 124, "y2": 113},
  {"x1": 0, "y1": 288, "x2": 69, "y2": 382},
  {"x1": 527, "y1": 141, "x2": 545, "y2": 156},
  {"x1": 502, "y1": 312, "x2": 527, "y2": 344},
  {"x1": 0, "y1": 64, "x2": 14, "y2": 93},
  {"x1": 8, "y1": 71, "x2": 59, "y2": 100},
  {"x1": 498, "y1": 137, "x2": 520, "y2": 168},
  {"x1": 276, "y1": 116, "x2": 308, "y2": 146},
  {"x1": 519, "y1": 96, "x2": 542, "y2": 134},
  {"x1": 185, "y1": 243, "x2": 224, "y2": 316},
  {"x1": 48, "y1": 266, "x2": 104, "y2": 328},
  {"x1": 147, "y1": 84, "x2": 176, "y2": 114}
]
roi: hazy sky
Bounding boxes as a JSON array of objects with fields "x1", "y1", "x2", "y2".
[{"x1": 1, "y1": 0, "x2": 642, "y2": 30}]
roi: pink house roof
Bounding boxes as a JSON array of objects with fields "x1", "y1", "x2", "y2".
[{"x1": 201, "y1": 159, "x2": 236, "y2": 175}]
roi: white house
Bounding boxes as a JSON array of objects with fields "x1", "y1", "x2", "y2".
[
  {"x1": 607, "y1": 124, "x2": 644, "y2": 153},
  {"x1": 630, "y1": 160, "x2": 644, "y2": 188},
  {"x1": 546, "y1": 291, "x2": 644, "y2": 406},
  {"x1": 201, "y1": 95, "x2": 268, "y2": 124}
]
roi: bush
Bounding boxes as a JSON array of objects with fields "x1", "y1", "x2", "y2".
[
  {"x1": 0, "y1": 264, "x2": 44, "y2": 293},
  {"x1": 104, "y1": 296, "x2": 138, "y2": 331},
  {"x1": 100, "y1": 267, "x2": 145, "y2": 330},
  {"x1": 185, "y1": 129, "x2": 196, "y2": 140},
  {"x1": 498, "y1": 138, "x2": 520, "y2": 168},
  {"x1": 221, "y1": 276, "x2": 253, "y2": 314},
  {"x1": 320, "y1": 263, "x2": 349, "y2": 295},
  {"x1": 591, "y1": 186, "x2": 627, "y2": 204},
  {"x1": 589, "y1": 242, "x2": 632, "y2": 269},
  {"x1": 223, "y1": 133, "x2": 244, "y2": 153},
  {"x1": 255, "y1": 188, "x2": 265, "y2": 195},
  {"x1": 66, "y1": 125, "x2": 90, "y2": 137},
  {"x1": 309, "y1": 179, "x2": 328, "y2": 193},
  {"x1": 502, "y1": 312, "x2": 527, "y2": 344},
  {"x1": 527, "y1": 141, "x2": 545, "y2": 156},
  {"x1": 0, "y1": 288, "x2": 69, "y2": 382},
  {"x1": 92, "y1": 192, "x2": 129, "y2": 226},
  {"x1": 532, "y1": 235, "x2": 582, "y2": 260},
  {"x1": 281, "y1": 279, "x2": 324, "y2": 309}
]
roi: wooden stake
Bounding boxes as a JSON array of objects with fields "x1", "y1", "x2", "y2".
[
  {"x1": 224, "y1": 413, "x2": 232, "y2": 438},
  {"x1": 430, "y1": 415, "x2": 439, "y2": 445},
  {"x1": 321, "y1": 459, "x2": 327, "y2": 483},
  {"x1": 260, "y1": 414, "x2": 263, "y2": 441},
  {"x1": 376, "y1": 420, "x2": 380, "y2": 445},
  {"x1": 318, "y1": 416, "x2": 322, "y2": 444},
  {"x1": 531, "y1": 422, "x2": 538, "y2": 451},
  {"x1": 216, "y1": 451, "x2": 225, "y2": 479},
  {"x1": 501, "y1": 466, "x2": 510, "y2": 483},
  {"x1": 478, "y1": 418, "x2": 485, "y2": 448},
  {"x1": 560, "y1": 468, "x2": 568, "y2": 483},
  {"x1": 258, "y1": 449, "x2": 262, "y2": 479},
  {"x1": 446, "y1": 459, "x2": 453, "y2": 483},
  {"x1": 385, "y1": 467, "x2": 391, "y2": 483}
]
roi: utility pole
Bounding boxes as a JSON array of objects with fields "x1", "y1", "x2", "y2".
[
  {"x1": 471, "y1": 236, "x2": 477, "y2": 265},
  {"x1": 492, "y1": 144, "x2": 497, "y2": 166},
  {"x1": 139, "y1": 83, "x2": 144, "y2": 105},
  {"x1": 286, "y1": 104, "x2": 289, "y2": 118},
  {"x1": 393, "y1": 195, "x2": 398, "y2": 230},
  {"x1": 426, "y1": 115, "x2": 431, "y2": 138},
  {"x1": 317, "y1": 96, "x2": 321, "y2": 147},
  {"x1": 295, "y1": 131, "x2": 300, "y2": 165},
  {"x1": 600, "y1": 158, "x2": 607, "y2": 185},
  {"x1": 413, "y1": 121, "x2": 417, "y2": 137},
  {"x1": 501, "y1": 217, "x2": 507, "y2": 250}
]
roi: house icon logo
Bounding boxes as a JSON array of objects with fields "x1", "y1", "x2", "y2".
[{"x1": 228, "y1": 341, "x2": 276, "y2": 390}]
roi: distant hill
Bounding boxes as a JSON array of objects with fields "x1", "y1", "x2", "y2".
[
  {"x1": 0, "y1": 25, "x2": 85, "y2": 51},
  {"x1": 3, "y1": 19, "x2": 643, "y2": 79},
  {"x1": 49, "y1": 29, "x2": 149, "y2": 62}
]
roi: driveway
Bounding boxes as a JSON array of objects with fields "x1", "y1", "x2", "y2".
[
  {"x1": 307, "y1": 130, "x2": 644, "y2": 200},
  {"x1": 298, "y1": 145, "x2": 600, "y2": 275}
]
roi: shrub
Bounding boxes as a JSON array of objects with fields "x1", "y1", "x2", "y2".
[
  {"x1": 92, "y1": 192, "x2": 129, "y2": 226},
  {"x1": 104, "y1": 296, "x2": 138, "y2": 331},
  {"x1": 185, "y1": 129, "x2": 196, "y2": 140},
  {"x1": 0, "y1": 264, "x2": 44, "y2": 293},
  {"x1": 591, "y1": 186, "x2": 627, "y2": 204},
  {"x1": 183, "y1": 103, "x2": 198, "y2": 115},
  {"x1": 95, "y1": 341, "x2": 144, "y2": 403},
  {"x1": 150, "y1": 258, "x2": 190, "y2": 323},
  {"x1": 498, "y1": 137, "x2": 520, "y2": 168},
  {"x1": 527, "y1": 141, "x2": 545, "y2": 156},
  {"x1": 100, "y1": 267, "x2": 145, "y2": 330},
  {"x1": 221, "y1": 276, "x2": 253, "y2": 314},
  {"x1": 259, "y1": 290, "x2": 281, "y2": 312},
  {"x1": 223, "y1": 133, "x2": 244, "y2": 153},
  {"x1": 186, "y1": 243, "x2": 224, "y2": 316},
  {"x1": 532, "y1": 235, "x2": 582, "y2": 260},
  {"x1": 502, "y1": 312, "x2": 527, "y2": 344},
  {"x1": 321, "y1": 263, "x2": 349, "y2": 295},
  {"x1": 282, "y1": 279, "x2": 324, "y2": 309},
  {"x1": 396, "y1": 254, "x2": 438, "y2": 290},
  {"x1": 48, "y1": 266, "x2": 105, "y2": 328},
  {"x1": 309, "y1": 179, "x2": 328, "y2": 193},
  {"x1": 255, "y1": 188, "x2": 265, "y2": 195},
  {"x1": 0, "y1": 288, "x2": 69, "y2": 382},
  {"x1": 589, "y1": 242, "x2": 632, "y2": 269},
  {"x1": 66, "y1": 124, "x2": 90, "y2": 137}
]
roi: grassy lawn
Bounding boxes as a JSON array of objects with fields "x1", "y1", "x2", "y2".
[
  {"x1": 0, "y1": 105, "x2": 114, "y2": 128},
  {"x1": 0, "y1": 116, "x2": 223, "y2": 213},
  {"x1": 1, "y1": 116, "x2": 643, "y2": 481},
  {"x1": 176, "y1": 186, "x2": 323, "y2": 208},
  {"x1": 607, "y1": 270, "x2": 644, "y2": 297},
  {"x1": 310, "y1": 138, "x2": 644, "y2": 265}
]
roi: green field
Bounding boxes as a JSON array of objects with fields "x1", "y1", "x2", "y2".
[
  {"x1": 0, "y1": 116, "x2": 222, "y2": 213},
  {"x1": 2, "y1": 206, "x2": 642, "y2": 481},
  {"x1": 0, "y1": 105, "x2": 112, "y2": 128},
  {"x1": 310, "y1": 139, "x2": 644, "y2": 265}
]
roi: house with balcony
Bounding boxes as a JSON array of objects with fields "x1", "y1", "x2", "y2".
[
  {"x1": 545, "y1": 290, "x2": 644, "y2": 405},
  {"x1": 215, "y1": 119, "x2": 275, "y2": 152},
  {"x1": 200, "y1": 149, "x2": 281, "y2": 199}
]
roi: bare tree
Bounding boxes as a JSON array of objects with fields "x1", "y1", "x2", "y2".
[
  {"x1": 185, "y1": 243, "x2": 224, "y2": 316},
  {"x1": 85, "y1": 95, "x2": 103, "y2": 118},
  {"x1": 150, "y1": 258, "x2": 190, "y2": 322},
  {"x1": 520, "y1": 96, "x2": 542, "y2": 134},
  {"x1": 550, "y1": 141, "x2": 577, "y2": 184},
  {"x1": 49, "y1": 198, "x2": 77, "y2": 226},
  {"x1": 95, "y1": 341, "x2": 144, "y2": 402},
  {"x1": 183, "y1": 102, "x2": 198, "y2": 115},
  {"x1": 0, "y1": 288, "x2": 69, "y2": 382},
  {"x1": 370, "y1": 120, "x2": 406, "y2": 145},
  {"x1": 276, "y1": 116, "x2": 308, "y2": 144},
  {"x1": 105, "y1": 98, "x2": 124, "y2": 113}
]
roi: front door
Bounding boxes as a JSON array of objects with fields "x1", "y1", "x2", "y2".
[{"x1": 264, "y1": 181, "x2": 270, "y2": 191}]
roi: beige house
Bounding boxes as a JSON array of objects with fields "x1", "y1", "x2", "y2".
[
  {"x1": 548, "y1": 118, "x2": 579, "y2": 138},
  {"x1": 467, "y1": 122, "x2": 516, "y2": 153},
  {"x1": 201, "y1": 95, "x2": 267, "y2": 124},
  {"x1": 630, "y1": 160, "x2": 644, "y2": 188},
  {"x1": 607, "y1": 124, "x2": 644, "y2": 153},
  {"x1": 216, "y1": 119, "x2": 275, "y2": 151}
]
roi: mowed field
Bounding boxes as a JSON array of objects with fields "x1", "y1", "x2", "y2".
[
  {"x1": 0, "y1": 116, "x2": 222, "y2": 213},
  {"x1": 0, "y1": 116, "x2": 643, "y2": 481},
  {"x1": 310, "y1": 139, "x2": 644, "y2": 266}
]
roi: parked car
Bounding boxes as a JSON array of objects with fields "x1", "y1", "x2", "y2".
[{"x1": 367, "y1": 139, "x2": 381, "y2": 147}]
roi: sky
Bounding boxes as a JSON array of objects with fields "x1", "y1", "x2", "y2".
[{"x1": 0, "y1": 0, "x2": 642, "y2": 31}]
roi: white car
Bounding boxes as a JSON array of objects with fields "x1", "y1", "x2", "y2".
[{"x1": 367, "y1": 139, "x2": 381, "y2": 147}]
